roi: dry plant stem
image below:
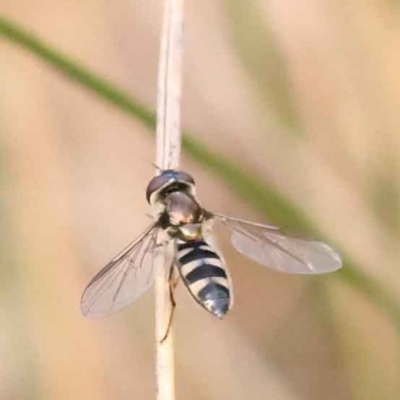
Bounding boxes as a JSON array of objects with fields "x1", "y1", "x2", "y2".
[{"x1": 154, "y1": 0, "x2": 184, "y2": 399}]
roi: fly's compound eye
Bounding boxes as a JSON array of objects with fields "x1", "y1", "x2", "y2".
[
  {"x1": 174, "y1": 171, "x2": 195, "y2": 185},
  {"x1": 146, "y1": 175, "x2": 170, "y2": 202},
  {"x1": 146, "y1": 170, "x2": 196, "y2": 203}
]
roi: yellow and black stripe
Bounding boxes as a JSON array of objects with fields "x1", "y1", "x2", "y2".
[{"x1": 176, "y1": 239, "x2": 231, "y2": 318}]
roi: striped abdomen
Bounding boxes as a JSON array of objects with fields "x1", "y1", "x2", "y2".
[{"x1": 176, "y1": 239, "x2": 232, "y2": 318}]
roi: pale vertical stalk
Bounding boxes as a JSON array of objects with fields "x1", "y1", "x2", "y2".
[
  {"x1": 154, "y1": 0, "x2": 184, "y2": 399},
  {"x1": 156, "y1": 0, "x2": 184, "y2": 169}
]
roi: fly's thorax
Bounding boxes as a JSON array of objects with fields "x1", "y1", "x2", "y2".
[
  {"x1": 176, "y1": 223, "x2": 203, "y2": 241},
  {"x1": 164, "y1": 192, "x2": 203, "y2": 240},
  {"x1": 151, "y1": 190, "x2": 205, "y2": 240},
  {"x1": 165, "y1": 191, "x2": 202, "y2": 225},
  {"x1": 159, "y1": 222, "x2": 203, "y2": 241}
]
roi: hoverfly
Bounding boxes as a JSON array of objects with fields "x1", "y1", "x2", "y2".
[{"x1": 81, "y1": 170, "x2": 342, "y2": 320}]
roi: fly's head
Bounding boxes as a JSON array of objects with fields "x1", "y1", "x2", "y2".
[{"x1": 146, "y1": 169, "x2": 196, "y2": 205}]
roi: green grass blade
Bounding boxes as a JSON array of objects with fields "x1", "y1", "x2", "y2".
[
  {"x1": 0, "y1": 16, "x2": 155, "y2": 128},
  {"x1": 225, "y1": 0, "x2": 302, "y2": 133}
]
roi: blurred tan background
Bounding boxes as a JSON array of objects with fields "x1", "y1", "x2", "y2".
[{"x1": 0, "y1": 0, "x2": 399, "y2": 399}]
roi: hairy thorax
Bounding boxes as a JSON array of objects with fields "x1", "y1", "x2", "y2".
[{"x1": 152, "y1": 191, "x2": 205, "y2": 240}]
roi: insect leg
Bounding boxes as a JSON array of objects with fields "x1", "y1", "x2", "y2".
[
  {"x1": 159, "y1": 262, "x2": 178, "y2": 344},
  {"x1": 169, "y1": 260, "x2": 181, "y2": 289}
]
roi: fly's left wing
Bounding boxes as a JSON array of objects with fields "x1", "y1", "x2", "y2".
[
  {"x1": 81, "y1": 223, "x2": 159, "y2": 317},
  {"x1": 212, "y1": 213, "x2": 342, "y2": 274}
]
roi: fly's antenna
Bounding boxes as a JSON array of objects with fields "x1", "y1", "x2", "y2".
[
  {"x1": 151, "y1": 161, "x2": 163, "y2": 173},
  {"x1": 154, "y1": 1, "x2": 184, "y2": 399}
]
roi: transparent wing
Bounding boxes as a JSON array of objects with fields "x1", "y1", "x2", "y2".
[
  {"x1": 212, "y1": 213, "x2": 342, "y2": 274},
  {"x1": 81, "y1": 223, "x2": 159, "y2": 317}
]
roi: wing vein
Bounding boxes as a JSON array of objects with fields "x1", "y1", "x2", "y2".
[
  {"x1": 81, "y1": 223, "x2": 160, "y2": 317},
  {"x1": 211, "y1": 212, "x2": 342, "y2": 275}
]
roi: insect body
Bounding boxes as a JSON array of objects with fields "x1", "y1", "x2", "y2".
[
  {"x1": 176, "y1": 239, "x2": 231, "y2": 318},
  {"x1": 81, "y1": 170, "x2": 342, "y2": 319},
  {"x1": 150, "y1": 170, "x2": 232, "y2": 318}
]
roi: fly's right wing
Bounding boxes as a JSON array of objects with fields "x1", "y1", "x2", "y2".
[
  {"x1": 81, "y1": 223, "x2": 159, "y2": 318},
  {"x1": 212, "y1": 213, "x2": 342, "y2": 274}
]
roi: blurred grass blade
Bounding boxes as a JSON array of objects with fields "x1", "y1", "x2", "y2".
[
  {"x1": 225, "y1": 0, "x2": 302, "y2": 133},
  {"x1": 0, "y1": 16, "x2": 155, "y2": 129},
  {"x1": 369, "y1": 164, "x2": 400, "y2": 234},
  {"x1": 0, "y1": 15, "x2": 399, "y2": 333}
]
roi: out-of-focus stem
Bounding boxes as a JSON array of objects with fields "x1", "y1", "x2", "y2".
[{"x1": 154, "y1": 0, "x2": 184, "y2": 399}]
